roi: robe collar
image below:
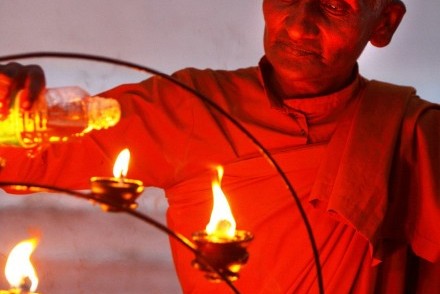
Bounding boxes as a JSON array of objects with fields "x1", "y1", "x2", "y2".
[{"x1": 257, "y1": 56, "x2": 364, "y2": 122}]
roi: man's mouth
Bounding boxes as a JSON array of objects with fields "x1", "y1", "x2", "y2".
[{"x1": 275, "y1": 41, "x2": 321, "y2": 58}]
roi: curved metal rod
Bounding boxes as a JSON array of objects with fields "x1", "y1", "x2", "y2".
[
  {"x1": 0, "y1": 181, "x2": 240, "y2": 294},
  {"x1": 0, "y1": 51, "x2": 324, "y2": 293}
]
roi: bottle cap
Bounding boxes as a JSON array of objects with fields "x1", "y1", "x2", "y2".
[{"x1": 86, "y1": 96, "x2": 121, "y2": 131}]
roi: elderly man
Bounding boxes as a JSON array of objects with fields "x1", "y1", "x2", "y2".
[{"x1": 1, "y1": 0, "x2": 439, "y2": 293}]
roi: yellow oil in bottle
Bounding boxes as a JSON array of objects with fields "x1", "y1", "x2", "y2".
[{"x1": 0, "y1": 89, "x2": 120, "y2": 150}]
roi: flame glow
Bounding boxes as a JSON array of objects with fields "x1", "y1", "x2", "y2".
[
  {"x1": 5, "y1": 238, "x2": 39, "y2": 292},
  {"x1": 113, "y1": 148, "x2": 130, "y2": 178},
  {"x1": 205, "y1": 166, "x2": 236, "y2": 240}
]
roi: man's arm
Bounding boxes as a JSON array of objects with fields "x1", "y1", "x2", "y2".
[{"x1": 0, "y1": 69, "x2": 209, "y2": 191}]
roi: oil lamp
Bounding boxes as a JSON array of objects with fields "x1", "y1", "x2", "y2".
[
  {"x1": 192, "y1": 166, "x2": 253, "y2": 282},
  {"x1": 90, "y1": 148, "x2": 144, "y2": 212},
  {"x1": 1, "y1": 238, "x2": 39, "y2": 294}
]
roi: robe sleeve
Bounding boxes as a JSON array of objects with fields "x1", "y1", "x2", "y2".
[
  {"x1": 406, "y1": 102, "x2": 440, "y2": 263},
  {"x1": 0, "y1": 71, "x2": 204, "y2": 190},
  {"x1": 386, "y1": 94, "x2": 440, "y2": 266},
  {"x1": 0, "y1": 67, "x2": 243, "y2": 191},
  {"x1": 402, "y1": 100, "x2": 440, "y2": 291}
]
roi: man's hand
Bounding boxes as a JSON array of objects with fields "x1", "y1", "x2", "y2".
[{"x1": 0, "y1": 62, "x2": 46, "y2": 119}]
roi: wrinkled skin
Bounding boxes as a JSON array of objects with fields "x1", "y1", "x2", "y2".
[{"x1": 262, "y1": 0, "x2": 406, "y2": 97}]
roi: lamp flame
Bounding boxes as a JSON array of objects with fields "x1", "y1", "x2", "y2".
[
  {"x1": 5, "y1": 238, "x2": 39, "y2": 292},
  {"x1": 206, "y1": 166, "x2": 236, "y2": 240},
  {"x1": 113, "y1": 148, "x2": 130, "y2": 178}
]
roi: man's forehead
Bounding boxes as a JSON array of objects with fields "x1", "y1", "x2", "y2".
[{"x1": 345, "y1": 0, "x2": 389, "y2": 10}]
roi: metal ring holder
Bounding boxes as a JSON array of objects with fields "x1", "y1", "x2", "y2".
[{"x1": 0, "y1": 52, "x2": 324, "y2": 294}]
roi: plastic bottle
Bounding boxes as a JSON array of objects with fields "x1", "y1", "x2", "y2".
[{"x1": 0, "y1": 86, "x2": 121, "y2": 151}]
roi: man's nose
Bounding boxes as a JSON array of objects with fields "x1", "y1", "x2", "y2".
[{"x1": 285, "y1": 2, "x2": 319, "y2": 39}]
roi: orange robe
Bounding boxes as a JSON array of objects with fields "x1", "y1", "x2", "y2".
[{"x1": 1, "y1": 58, "x2": 439, "y2": 293}]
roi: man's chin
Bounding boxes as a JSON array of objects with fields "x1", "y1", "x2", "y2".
[{"x1": 272, "y1": 60, "x2": 323, "y2": 80}]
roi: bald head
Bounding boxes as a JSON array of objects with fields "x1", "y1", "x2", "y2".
[{"x1": 371, "y1": 0, "x2": 402, "y2": 11}]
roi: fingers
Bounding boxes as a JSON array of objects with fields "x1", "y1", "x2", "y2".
[
  {"x1": 0, "y1": 63, "x2": 20, "y2": 116},
  {"x1": 21, "y1": 65, "x2": 46, "y2": 109},
  {"x1": 0, "y1": 63, "x2": 46, "y2": 118},
  {"x1": 0, "y1": 71, "x2": 14, "y2": 119},
  {"x1": 0, "y1": 62, "x2": 25, "y2": 99}
]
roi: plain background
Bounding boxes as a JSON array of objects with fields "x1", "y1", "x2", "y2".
[{"x1": 0, "y1": 1, "x2": 439, "y2": 293}]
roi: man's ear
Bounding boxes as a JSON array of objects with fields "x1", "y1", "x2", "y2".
[{"x1": 370, "y1": 1, "x2": 406, "y2": 47}]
